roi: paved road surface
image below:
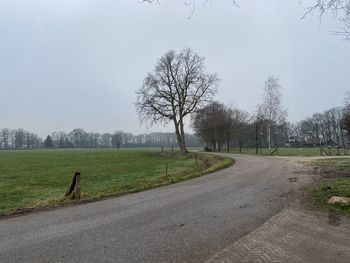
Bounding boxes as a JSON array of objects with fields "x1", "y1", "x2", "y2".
[{"x1": 0, "y1": 154, "x2": 295, "y2": 263}]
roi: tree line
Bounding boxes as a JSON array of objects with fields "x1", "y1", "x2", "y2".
[
  {"x1": 192, "y1": 92, "x2": 350, "y2": 152},
  {"x1": 136, "y1": 48, "x2": 350, "y2": 154},
  {"x1": 192, "y1": 100, "x2": 350, "y2": 152},
  {"x1": 0, "y1": 128, "x2": 201, "y2": 150},
  {"x1": 192, "y1": 76, "x2": 288, "y2": 152},
  {"x1": 292, "y1": 107, "x2": 347, "y2": 147}
]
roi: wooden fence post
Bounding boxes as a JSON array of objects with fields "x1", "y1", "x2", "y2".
[
  {"x1": 74, "y1": 172, "x2": 81, "y2": 199},
  {"x1": 165, "y1": 159, "x2": 168, "y2": 176},
  {"x1": 65, "y1": 171, "x2": 81, "y2": 200}
]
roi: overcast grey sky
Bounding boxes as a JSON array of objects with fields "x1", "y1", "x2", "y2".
[{"x1": 0, "y1": 0, "x2": 349, "y2": 136}]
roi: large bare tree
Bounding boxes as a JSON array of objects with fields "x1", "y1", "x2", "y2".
[
  {"x1": 136, "y1": 48, "x2": 218, "y2": 154},
  {"x1": 262, "y1": 76, "x2": 287, "y2": 149}
]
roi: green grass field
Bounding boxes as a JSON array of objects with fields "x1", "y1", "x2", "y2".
[
  {"x1": 0, "y1": 149, "x2": 232, "y2": 213},
  {"x1": 309, "y1": 158, "x2": 350, "y2": 214},
  {"x1": 229, "y1": 147, "x2": 349, "y2": 157}
]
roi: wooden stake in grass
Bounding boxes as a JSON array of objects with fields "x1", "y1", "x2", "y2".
[
  {"x1": 165, "y1": 159, "x2": 168, "y2": 176},
  {"x1": 65, "y1": 171, "x2": 81, "y2": 200}
]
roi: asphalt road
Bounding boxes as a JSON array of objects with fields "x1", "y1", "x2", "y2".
[{"x1": 0, "y1": 154, "x2": 294, "y2": 263}]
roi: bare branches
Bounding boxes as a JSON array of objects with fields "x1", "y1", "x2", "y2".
[
  {"x1": 141, "y1": 0, "x2": 239, "y2": 18},
  {"x1": 141, "y1": 0, "x2": 159, "y2": 4},
  {"x1": 141, "y1": 0, "x2": 238, "y2": 5},
  {"x1": 135, "y1": 48, "x2": 218, "y2": 154},
  {"x1": 261, "y1": 76, "x2": 287, "y2": 149},
  {"x1": 304, "y1": 0, "x2": 350, "y2": 39}
]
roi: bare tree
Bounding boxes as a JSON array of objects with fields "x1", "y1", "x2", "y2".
[
  {"x1": 192, "y1": 102, "x2": 231, "y2": 152},
  {"x1": 228, "y1": 107, "x2": 249, "y2": 153},
  {"x1": 112, "y1": 131, "x2": 124, "y2": 149},
  {"x1": 261, "y1": 76, "x2": 287, "y2": 149},
  {"x1": 304, "y1": 0, "x2": 350, "y2": 40},
  {"x1": 294, "y1": 105, "x2": 347, "y2": 146},
  {"x1": 136, "y1": 48, "x2": 218, "y2": 154},
  {"x1": 68, "y1": 128, "x2": 89, "y2": 148},
  {"x1": 101, "y1": 133, "x2": 112, "y2": 148},
  {"x1": 341, "y1": 91, "x2": 350, "y2": 136},
  {"x1": 251, "y1": 105, "x2": 265, "y2": 154},
  {"x1": 0, "y1": 128, "x2": 10, "y2": 150}
]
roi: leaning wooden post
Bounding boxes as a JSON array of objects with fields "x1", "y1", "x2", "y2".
[
  {"x1": 74, "y1": 172, "x2": 81, "y2": 199},
  {"x1": 65, "y1": 171, "x2": 81, "y2": 200}
]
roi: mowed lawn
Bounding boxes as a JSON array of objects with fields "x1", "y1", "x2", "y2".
[{"x1": 0, "y1": 149, "x2": 232, "y2": 213}]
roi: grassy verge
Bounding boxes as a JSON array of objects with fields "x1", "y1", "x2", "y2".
[
  {"x1": 0, "y1": 149, "x2": 233, "y2": 215},
  {"x1": 229, "y1": 147, "x2": 348, "y2": 157},
  {"x1": 307, "y1": 158, "x2": 350, "y2": 214}
]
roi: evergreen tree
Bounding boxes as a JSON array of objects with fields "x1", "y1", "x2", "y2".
[{"x1": 44, "y1": 135, "x2": 53, "y2": 148}]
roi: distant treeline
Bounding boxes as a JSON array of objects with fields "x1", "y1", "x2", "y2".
[
  {"x1": 292, "y1": 106, "x2": 348, "y2": 147},
  {"x1": 0, "y1": 128, "x2": 202, "y2": 150},
  {"x1": 192, "y1": 103, "x2": 349, "y2": 152}
]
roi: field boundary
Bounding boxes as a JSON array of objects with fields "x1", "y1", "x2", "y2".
[{"x1": 0, "y1": 152, "x2": 234, "y2": 220}]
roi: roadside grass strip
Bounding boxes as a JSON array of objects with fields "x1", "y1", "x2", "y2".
[
  {"x1": 0, "y1": 149, "x2": 233, "y2": 214},
  {"x1": 308, "y1": 159, "x2": 350, "y2": 214}
]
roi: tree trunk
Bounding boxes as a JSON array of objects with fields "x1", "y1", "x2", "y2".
[
  {"x1": 227, "y1": 131, "x2": 230, "y2": 153},
  {"x1": 212, "y1": 141, "x2": 216, "y2": 151},
  {"x1": 174, "y1": 120, "x2": 187, "y2": 155},
  {"x1": 174, "y1": 126, "x2": 183, "y2": 152},
  {"x1": 179, "y1": 119, "x2": 188, "y2": 155},
  {"x1": 255, "y1": 122, "x2": 259, "y2": 154},
  {"x1": 268, "y1": 122, "x2": 271, "y2": 149}
]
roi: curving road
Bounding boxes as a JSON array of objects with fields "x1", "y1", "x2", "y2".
[{"x1": 0, "y1": 154, "x2": 296, "y2": 263}]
